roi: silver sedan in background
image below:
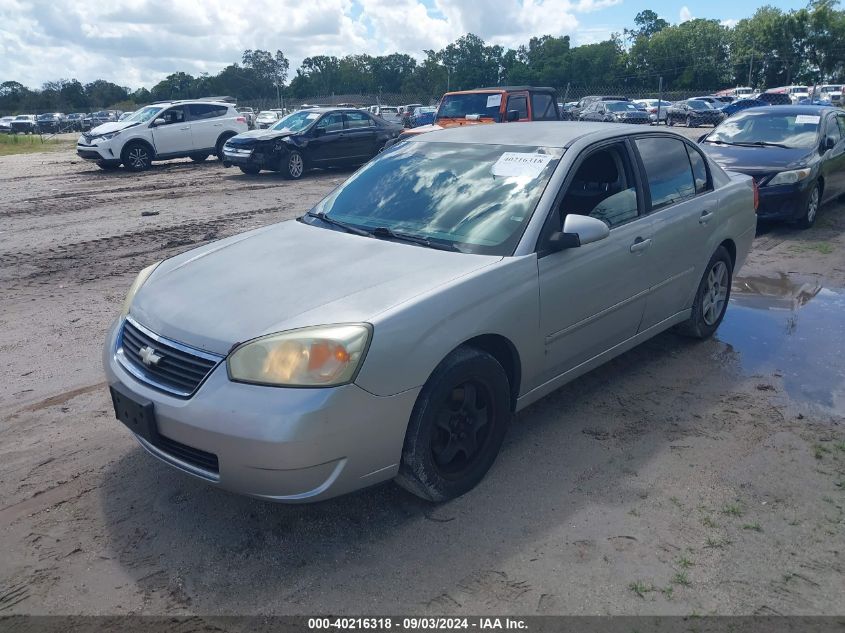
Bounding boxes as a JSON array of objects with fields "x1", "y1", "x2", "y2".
[{"x1": 104, "y1": 123, "x2": 756, "y2": 503}]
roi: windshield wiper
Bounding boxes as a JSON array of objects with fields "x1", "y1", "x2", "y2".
[
  {"x1": 703, "y1": 139, "x2": 740, "y2": 145},
  {"x1": 370, "y1": 226, "x2": 460, "y2": 252},
  {"x1": 734, "y1": 141, "x2": 790, "y2": 149},
  {"x1": 304, "y1": 211, "x2": 371, "y2": 236}
]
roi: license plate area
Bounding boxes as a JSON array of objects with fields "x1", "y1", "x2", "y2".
[{"x1": 110, "y1": 384, "x2": 158, "y2": 443}]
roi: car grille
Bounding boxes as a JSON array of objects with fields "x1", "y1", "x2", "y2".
[
  {"x1": 147, "y1": 433, "x2": 220, "y2": 474},
  {"x1": 117, "y1": 317, "x2": 223, "y2": 397}
]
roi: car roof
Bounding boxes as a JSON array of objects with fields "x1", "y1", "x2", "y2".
[
  {"x1": 737, "y1": 105, "x2": 838, "y2": 115},
  {"x1": 451, "y1": 86, "x2": 556, "y2": 94},
  {"x1": 407, "y1": 120, "x2": 687, "y2": 148}
]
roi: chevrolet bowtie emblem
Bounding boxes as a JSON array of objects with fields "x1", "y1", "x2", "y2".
[{"x1": 138, "y1": 345, "x2": 163, "y2": 367}]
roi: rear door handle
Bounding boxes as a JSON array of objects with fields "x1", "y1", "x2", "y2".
[
  {"x1": 630, "y1": 237, "x2": 652, "y2": 253},
  {"x1": 699, "y1": 210, "x2": 714, "y2": 224}
]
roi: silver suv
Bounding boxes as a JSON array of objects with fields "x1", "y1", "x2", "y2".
[{"x1": 76, "y1": 99, "x2": 248, "y2": 171}]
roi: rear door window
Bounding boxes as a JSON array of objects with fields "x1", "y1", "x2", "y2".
[
  {"x1": 345, "y1": 111, "x2": 374, "y2": 128},
  {"x1": 634, "y1": 137, "x2": 696, "y2": 210},
  {"x1": 188, "y1": 104, "x2": 228, "y2": 119},
  {"x1": 686, "y1": 145, "x2": 711, "y2": 194},
  {"x1": 531, "y1": 93, "x2": 557, "y2": 121}
]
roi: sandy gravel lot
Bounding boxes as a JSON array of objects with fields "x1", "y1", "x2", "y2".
[{"x1": 1, "y1": 139, "x2": 843, "y2": 618}]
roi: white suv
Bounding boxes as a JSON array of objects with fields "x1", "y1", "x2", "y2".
[{"x1": 76, "y1": 100, "x2": 248, "y2": 171}]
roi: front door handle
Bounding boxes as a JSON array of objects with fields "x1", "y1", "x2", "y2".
[
  {"x1": 629, "y1": 237, "x2": 652, "y2": 253},
  {"x1": 699, "y1": 210, "x2": 714, "y2": 224}
]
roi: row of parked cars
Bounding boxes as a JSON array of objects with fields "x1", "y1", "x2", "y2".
[{"x1": 0, "y1": 110, "x2": 125, "y2": 134}]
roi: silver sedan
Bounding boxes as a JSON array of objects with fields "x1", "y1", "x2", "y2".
[{"x1": 104, "y1": 122, "x2": 757, "y2": 503}]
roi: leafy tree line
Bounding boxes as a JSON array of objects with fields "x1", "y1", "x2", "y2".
[{"x1": 2, "y1": 1, "x2": 844, "y2": 114}]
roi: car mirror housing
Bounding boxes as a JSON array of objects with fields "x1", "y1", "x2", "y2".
[
  {"x1": 506, "y1": 110, "x2": 520, "y2": 122},
  {"x1": 152, "y1": 118, "x2": 165, "y2": 127},
  {"x1": 549, "y1": 215, "x2": 610, "y2": 251},
  {"x1": 823, "y1": 136, "x2": 835, "y2": 151},
  {"x1": 313, "y1": 127, "x2": 325, "y2": 137}
]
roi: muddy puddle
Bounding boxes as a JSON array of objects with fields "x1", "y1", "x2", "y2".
[{"x1": 718, "y1": 272, "x2": 845, "y2": 417}]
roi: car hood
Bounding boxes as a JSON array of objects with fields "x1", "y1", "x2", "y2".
[
  {"x1": 700, "y1": 143, "x2": 816, "y2": 173},
  {"x1": 88, "y1": 121, "x2": 140, "y2": 135},
  {"x1": 130, "y1": 220, "x2": 501, "y2": 355},
  {"x1": 227, "y1": 129, "x2": 294, "y2": 144}
]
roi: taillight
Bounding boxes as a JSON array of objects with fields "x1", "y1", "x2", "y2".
[
  {"x1": 752, "y1": 180, "x2": 759, "y2": 212},
  {"x1": 236, "y1": 116, "x2": 246, "y2": 123}
]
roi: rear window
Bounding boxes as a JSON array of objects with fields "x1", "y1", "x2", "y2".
[
  {"x1": 188, "y1": 104, "x2": 228, "y2": 119},
  {"x1": 635, "y1": 137, "x2": 696, "y2": 210},
  {"x1": 531, "y1": 93, "x2": 557, "y2": 121}
]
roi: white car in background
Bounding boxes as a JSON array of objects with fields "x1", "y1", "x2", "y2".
[
  {"x1": 817, "y1": 84, "x2": 842, "y2": 105},
  {"x1": 76, "y1": 99, "x2": 247, "y2": 171},
  {"x1": 0, "y1": 116, "x2": 14, "y2": 133},
  {"x1": 633, "y1": 99, "x2": 673, "y2": 123},
  {"x1": 255, "y1": 110, "x2": 285, "y2": 129}
]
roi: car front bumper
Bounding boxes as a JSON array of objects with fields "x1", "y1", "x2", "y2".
[
  {"x1": 756, "y1": 180, "x2": 815, "y2": 221},
  {"x1": 76, "y1": 137, "x2": 119, "y2": 161},
  {"x1": 103, "y1": 318, "x2": 418, "y2": 502}
]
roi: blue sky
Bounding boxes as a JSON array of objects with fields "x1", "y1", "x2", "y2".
[{"x1": 0, "y1": 0, "x2": 815, "y2": 88}]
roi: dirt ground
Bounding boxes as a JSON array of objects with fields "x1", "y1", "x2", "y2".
[{"x1": 1, "y1": 136, "x2": 843, "y2": 617}]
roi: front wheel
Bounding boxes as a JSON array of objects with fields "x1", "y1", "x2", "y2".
[
  {"x1": 121, "y1": 142, "x2": 152, "y2": 172},
  {"x1": 676, "y1": 246, "x2": 733, "y2": 339},
  {"x1": 395, "y1": 347, "x2": 511, "y2": 502},
  {"x1": 96, "y1": 160, "x2": 121, "y2": 170},
  {"x1": 282, "y1": 149, "x2": 305, "y2": 180},
  {"x1": 795, "y1": 182, "x2": 820, "y2": 229},
  {"x1": 667, "y1": 115, "x2": 674, "y2": 127},
  {"x1": 686, "y1": 116, "x2": 696, "y2": 128},
  {"x1": 238, "y1": 165, "x2": 260, "y2": 175}
]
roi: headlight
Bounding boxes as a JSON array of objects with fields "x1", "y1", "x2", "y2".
[
  {"x1": 95, "y1": 131, "x2": 121, "y2": 141},
  {"x1": 121, "y1": 261, "x2": 161, "y2": 317},
  {"x1": 767, "y1": 168, "x2": 812, "y2": 186},
  {"x1": 227, "y1": 324, "x2": 372, "y2": 387}
]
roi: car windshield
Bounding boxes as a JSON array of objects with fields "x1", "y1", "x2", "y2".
[
  {"x1": 437, "y1": 94, "x2": 502, "y2": 121},
  {"x1": 379, "y1": 107, "x2": 398, "y2": 114},
  {"x1": 308, "y1": 142, "x2": 562, "y2": 255},
  {"x1": 707, "y1": 111, "x2": 821, "y2": 149},
  {"x1": 607, "y1": 102, "x2": 639, "y2": 112},
  {"x1": 688, "y1": 100, "x2": 712, "y2": 110},
  {"x1": 270, "y1": 111, "x2": 317, "y2": 132},
  {"x1": 14, "y1": 115, "x2": 30, "y2": 120},
  {"x1": 257, "y1": 111, "x2": 277, "y2": 118},
  {"x1": 124, "y1": 106, "x2": 163, "y2": 123}
]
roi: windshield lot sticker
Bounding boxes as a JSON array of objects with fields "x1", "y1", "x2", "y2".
[
  {"x1": 795, "y1": 115, "x2": 820, "y2": 124},
  {"x1": 486, "y1": 94, "x2": 502, "y2": 108},
  {"x1": 492, "y1": 153, "x2": 554, "y2": 178}
]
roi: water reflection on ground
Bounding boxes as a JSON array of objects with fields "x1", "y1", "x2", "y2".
[{"x1": 718, "y1": 273, "x2": 845, "y2": 417}]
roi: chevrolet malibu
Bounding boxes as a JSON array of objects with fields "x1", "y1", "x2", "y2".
[{"x1": 105, "y1": 123, "x2": 757, "y2": 503}]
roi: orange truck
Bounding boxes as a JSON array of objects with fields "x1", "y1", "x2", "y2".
[{"x1": 387, "y1": 86, "x2": 561, "y2": 146}]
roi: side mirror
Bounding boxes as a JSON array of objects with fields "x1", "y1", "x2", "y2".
[
  {"x1": 823, "y1": 136, "x2": 835, "y2": 151},
  {"x1": 152, "y1": 118, "x2": 165, "y2": 126},
  {"x1": 313, "y1": 127, "x2": 325, "y2": 137},
  {"x1": 548, "y1": 215, "x2": 610, "y2": 251},
  {"x1": 506, "y1": 110, "x2": 520, "y2": 122}
]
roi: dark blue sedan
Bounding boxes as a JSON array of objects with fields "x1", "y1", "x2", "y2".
[
  {"x1": 699, "y1": 106, "x2": 845, "y2": 228},
  {"x1": 720, "y1": 98, "x2": 768, "y2": 117}
]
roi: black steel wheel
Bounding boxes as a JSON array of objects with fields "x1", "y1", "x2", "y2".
[{"x1": 396, "y1": 346, "x2": 511, "y2": 502}]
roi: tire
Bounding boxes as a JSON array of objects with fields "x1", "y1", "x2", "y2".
[
  {"x1": 238, "y1": 165, "x2": 261, "y2": 175},
  {"x1": 667, "y1": 115, "x2": 674, "y2": 127},
  {"x1": 281, "y1": 149, "x2": 305, "y2": 180},
  {"x1": 121, "y1": 141, "x2": 152, "y2": 171},
  {"x1": 190, "y1": 153, "x2": 210, "y2": 162},
  {"x1": 215, "y1": 133, "x2": 235, "y2": 161},
  {"x1": 395, "y1": 346, "x2": 512, "y2": 502},
  {"x1": 795, "y1": 181, "x2": 820, "y2": 229},
  {"x1": 676, "y1": 246, "x2": 733, "y2": 339},
  {"x1": 96, "y1": 160, "x2": 121, "y2": 170},
  {"x1": 686, "y1": 116, "x2": 696, "y2": 128}
]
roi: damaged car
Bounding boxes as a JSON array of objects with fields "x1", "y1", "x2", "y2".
[{"x1": 222, "y1": 108, "x2": 402, "y2": 178}]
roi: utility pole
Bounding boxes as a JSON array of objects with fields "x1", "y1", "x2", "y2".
[
  {"x1": 747, "y1": 53, "x2": 753, "y2": 87},
  {"x1": 657, "y1": 76, "x2": 663, "y2": 125}
]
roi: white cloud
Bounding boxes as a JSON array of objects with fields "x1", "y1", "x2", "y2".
[
  {"x1": 679, "y1": 6, "x2": 693, "y2": 23},
  {"x1": 0, "y1": 0, "x2": 623, "y2": 89},
  {"x1": 720, "y1": 18, "x2": 739, "y2": 28}
]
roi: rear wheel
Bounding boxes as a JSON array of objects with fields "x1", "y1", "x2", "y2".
[
  {"x1": 216, "y1": 134, "x2": 235, "y2": 161},
  {"x1": 190, "y1": 153, "x2": 210, "y2": 162},
  {"x1": 282, "y1": 150, "x2": 305, "y2": 179},
  {"x1": 676, "y1": 246, "x2": 733, "y2": 339},
  {"x1": 796, "y1": 182, "x2": 820, "y2": 229},
  {"x1": 395, "y1": 347, "x2": 511, "y2": 502},
  {"x1": 686, "y1": 115, "x2": 696, "y2": 128},
  {"x1": 121, "y1": 141, "x2": 152, "y2": 171},
  {"x1": 238, "y1": 165, "x2": 260, "y2": 175}
]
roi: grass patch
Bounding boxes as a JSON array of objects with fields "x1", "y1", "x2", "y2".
[
  {"x1": 661, "y1": 585, "x2": 674, "y2": 600},
  {"x1": 742, "y1": 522, "x2": 763, "y2": 532},
  {"x1": 0, "y1": 134, "x2": 73, "y2": 156},
  {"x1": 629, "y1": 580, "x2": 655, "y2": 598},
  {"x1": 676, "y1": 555, "x2": 695, "y2": 569},
  {"x1": 705, "y1": 536, "x2": 732, "y2": 549},
  {"x1": 788, "y1": 242, "x2": 834, "y2": 255},
  {"x1": 671, "y1": 571, "x2": 691, "y2": 587},
  {"x1": 722, "y1": 503, "x2": 744, "y2": 517},
  {"x1": 834, "y1": 441, "x2": 845, "y2": 452},
  {"x1": 814, "y1": 444, "x2": 831, "y2": 459},
  {"x1": 702, "y1": 516, "x2": 718, "y2": 528}
]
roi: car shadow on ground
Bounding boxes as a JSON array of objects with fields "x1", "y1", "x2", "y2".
[{"x1": 97, "y1": 328, "x2": 742, "y2": 612}]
